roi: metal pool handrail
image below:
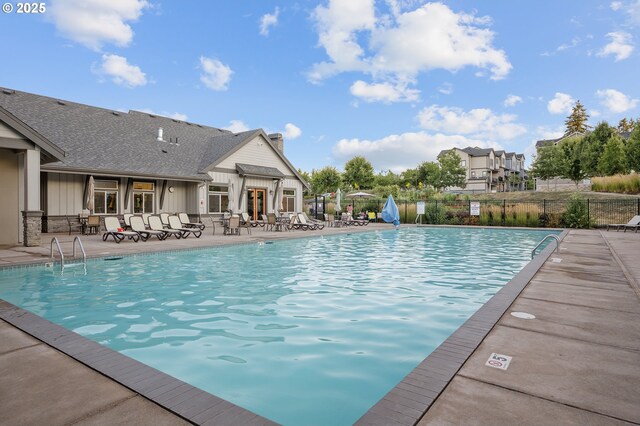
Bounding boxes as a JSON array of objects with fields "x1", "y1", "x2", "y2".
[
  {"x1": 72, "y1": 236, "x2": 87, "y2": 265},
  {"x1": 50, "y1": 237, "x2": 65, "y2": 271},
  {"x1": 532, "y1": 234, "x2": 560, "y2": 259}
]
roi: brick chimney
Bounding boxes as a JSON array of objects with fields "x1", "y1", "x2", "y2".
[{"x1": 268, "y1": 133, "x2": 284, "y2": 154}]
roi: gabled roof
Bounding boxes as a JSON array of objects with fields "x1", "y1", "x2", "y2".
[
  {"x1": 236, "y1": 163, "x2": 285, "y2": 178},
  {"x1": 461, "y1": 146, "x2": 495, "y2": 156},
  {"x1": 0, "y1": 87, "x2": 306, "y2": 185},
  {"x1": 535, "y1": 131, "x2": 586, "y2": 148},
  {"x1": 494, "y1": 150, "x2": 506, "y2": 157},
  {"x1": 0, "y1": 105, "x2": 65, "y2": 162}
]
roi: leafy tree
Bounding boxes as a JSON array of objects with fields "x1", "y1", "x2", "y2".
[
  {"x1": 598, "y1": 134, "x2": 628, "y2": 176},
  {"x1": 374, "y1": 170, "x2": 399, "y2": 187},
  {"x1": 559, "y1": 139, "x2": 587, "y2": 188},
  {"x1": 564, "y1": 100, "x2": 591, "y2": 135},
  {"x1": 417, "y1": 161, "x2": 442, "y2": 190},
  {"x1": 343, "y1": 156, "x2": 375, "y2": 189},
  {"x1": 309, "y1": 166, "x2": 342, "y2": 194},
  {"x1": 617, "y1": 117, "x2": 637, "y2": 133},
  {"x1": 625, "y1": 124, "x2": 640, "y2": 172},
  {"x1": 581, "y1": 121, "x2": 615, "y2": 176},
  {"x1": 438, "y1": 150, "x2": 466, "y2": 189},
  {"x1": 530, "y1": 144, "x2": 564, "y2": 190},
  {"x1": 399, "y1": 168, "x2": 420, "y2": 189}
]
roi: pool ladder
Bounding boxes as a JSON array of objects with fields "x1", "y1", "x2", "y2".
[
  {"x1": 531, "y1": 234, "x2": 560, "y2": 259},
  {"x1": 50, "y1": 236, "x2": 87, "y2": 272}
]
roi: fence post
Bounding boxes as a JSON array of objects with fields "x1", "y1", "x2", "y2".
[
  {"x1": 543, "y1": 199, "x2": 547, "y2": 227},
  {"x1": 502, "y1": 199, "x2": 506, "y2": 226},
  {"x1": 404, "y1": 200, "x2": 407, "y2": 224},
  {"x1": 587, "y1": 199, "x2": 590, "y2": 229},
  {"x1": 468, "y1": 200, "x2": 471, "y2": 225},
  {"x1": 435, "y1": 200, "x2": 438, "y2": 224},
  {"x1": 638, "y1": 198, "x2": 639, "y2": 215}
]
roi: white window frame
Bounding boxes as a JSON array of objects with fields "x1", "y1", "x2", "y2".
[
  {"x1": 94, "y1": 179, "x2": 118, "y2": 215},
  {"x1": 208, "y1": 184, "x2": 229, "y2": 213},
  {"x1": 132, "y1": 181, "x2": 155, "y2": 214},
  {"x1": 282, "y1": 189, "x2": 295, "y2": 212}
]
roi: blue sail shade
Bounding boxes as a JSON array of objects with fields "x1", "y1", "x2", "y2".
[{"x1": 381, "y1": 195, "x2": 400, "y2": 226}]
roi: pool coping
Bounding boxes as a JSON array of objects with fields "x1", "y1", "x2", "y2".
[
  {"x1": 0, "y1": 226, "x2": 566, "y2": 425},
  {"x1": 355, "y1": 228, "x2": 569, "y2": 425},
  {"x1": 0, "y1": 301, "x2": 278, "y2": 425}
]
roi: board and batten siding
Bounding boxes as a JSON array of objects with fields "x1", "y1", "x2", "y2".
[
  {"x1": 0, "y1": 149, "x2": 20, "y2": 245},
  {"x1": 45, "y1": 172, "x2": 84, "y2": 216},
  {"x1": 217, "y1": 136, "x2": 291, "y2": 171}
]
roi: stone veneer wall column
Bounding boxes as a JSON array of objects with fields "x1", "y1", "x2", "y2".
[{"x1": 22, "y1": 210, "x2": 43, "y2": 247}]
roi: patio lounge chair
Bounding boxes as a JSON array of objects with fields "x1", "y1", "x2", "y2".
[
  {"x1": 239, "y1": 213, "x2": 252, "y2": 235},
  {"x1": 606, "y1": 215, "x2": 640, "y2": 231},
  {"x1": 123, "y1": 213, "x2": 134, "y2": 230},
  {"x1": 103, "y1": 216, "x2": 140, "y2": 243},
  {"x1": 130, "y1": 216, "x2": 166, "y2": 241},
  {"x1": 291, "y1": 213, "x2": 315, "y2": 231},
  {"x1": 149, "y1": 216, "x2": 182, "y2": 239},
  {"x1": 301, "y1": 212, "x2": 325, "y2": 229},
  {"x1": 141, "y1": 213, "x2": 151, "y2": 228},
  {"x1": 178, "y1": 213, "x2": 206, "y2": 230},
  {"x1": 168, "y1": 215, "x2": 202, "y2": 238},
  {"x1": 160, "y1": 213, "x2": 171, "y2": 228}
]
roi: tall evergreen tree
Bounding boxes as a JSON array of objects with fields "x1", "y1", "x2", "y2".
[
  {"x1": 617, "y1": 117, "x2": 636, "y2": 133},
  {"x1": 564, "y1": 100, "x2": 591, "y2": 135},
  {"x1": 598, "y1": 135, "x2": 628, "y2": 176}
]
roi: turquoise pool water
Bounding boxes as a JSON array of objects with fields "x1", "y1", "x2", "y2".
[{"x1": 0, "y1": 227, "x2": 554, "y2": 425}]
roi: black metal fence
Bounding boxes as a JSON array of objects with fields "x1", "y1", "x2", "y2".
[{"x1": 304, "y1": 197, "x2": 640, "y2": 228}]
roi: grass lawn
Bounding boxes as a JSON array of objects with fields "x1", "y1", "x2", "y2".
[{"x1": 469, "y1": 190, "x2": 639, "y2": 201}]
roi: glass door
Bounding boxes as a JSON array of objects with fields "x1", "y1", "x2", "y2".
[{"x1": 247, "y1": 189, "x2": 266, "y2": 221}]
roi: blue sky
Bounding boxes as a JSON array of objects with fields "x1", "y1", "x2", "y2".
[{"x1": 1, "y1": 1, "x2": 639, "y2": 173}]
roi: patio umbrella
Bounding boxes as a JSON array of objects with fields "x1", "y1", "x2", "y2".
[
  {"x1": 335, "y1": 188, "x2": 342, "y2": 213},
  {"x1": 227, "y1": 180, "x2": 235, "y2": 213},
  {"x1": 346, "y1": 191, "x2": 374, "y2": 198},
  {"x1": 381, "y1": 195, "x2": 400, "y2": 226},
  {"x1": 273, "y1": 179, "x2": 283, "y2": 211},
  {"x1": 85, "y1": 176, "x2": 95, "y2": 213}
]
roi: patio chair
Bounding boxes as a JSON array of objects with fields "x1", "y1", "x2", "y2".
[
  {"x1": 130, "y1": 216, "x2": 166, "y2": 241},
  {"x1": 168, "y1": 215, "x2": 202, "y2": 238},
  {"x1": 291, "y1": 213, "x2": 314, "y2": 231},
  {"x1": 123, "y1": 213, "x2": 134, "y2": 230},
  {"x1": 224, "y1": 215, "x2": 240, "y2": 235},
  {"x1": 606, "y1": 215, "x2": 640, "y2": 231},
  {"x1": 264, "y1": 213, "x2": 276, "y2": 231},
  {"x1": 178, "y1": 213, "x2": 206, "y2": 230},
  {"x1": 103, "y1": 216, "x2": 140, "y2": 243},
  {"x1": 239, "y1": 213, "x2": 252, "y2": 235},
  {"x1": 149, "y1": 215, "x2": 182, "y2": 239},
  {"x1": 367, "y1": 212, "x2": 377, "y2": 222},
  {"x1": 86, "y1": 215, "x2": 101, "y2": 235},
  {"x1": 67, "y1": 215, "x2": 84, "y2": 235}
]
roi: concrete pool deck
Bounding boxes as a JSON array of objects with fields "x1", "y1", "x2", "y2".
[{"x1": 1, "y1": 226, "x2": 639, "y2": 425}]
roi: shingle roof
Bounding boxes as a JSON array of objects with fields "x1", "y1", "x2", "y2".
[
  {"x1": 0, "y1": 88, "x2": 259, "y2": 181},
  {"x1": 236, "y1": 163, "x2": 285, "y2": 178},
  {"x1": 461, "y1": 146, "x2": 494, "y2": 156}
]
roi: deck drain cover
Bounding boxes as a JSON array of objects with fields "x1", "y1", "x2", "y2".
[{"x1": 511, "y1": 311, "x2": 536, "y2": 319}]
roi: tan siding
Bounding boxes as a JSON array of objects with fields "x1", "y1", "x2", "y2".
[
  {"x1": 0, "y1": 149, "x2": 20, "y2": 245},
  {"x1": 46, "y1": 173, "x2": 84, "y2": 215},
  {"x1": 0, "y1": 121, "x2": 25, "y2": 139}
]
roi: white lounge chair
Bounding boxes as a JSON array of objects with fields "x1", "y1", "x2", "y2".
[
  {"x1": 606, "y1": 215, "x2": 640, "y2": 232},
  {"x1": 168, "y1": 215, "x2": 202, "y2": 238},
  {"x1": 149, "y1": 216, "x2": 182, "y2": 239},
  {"x1": 103, "y1": 216, "x2": 139, "y2": 243},
  {"x1": 130, "y1": 216, "x2": 166, "y2": 241},
  {"x1": 178, "y1": 213, "x2": 205, "y2": 230}
]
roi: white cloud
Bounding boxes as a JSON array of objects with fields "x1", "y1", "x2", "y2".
[
  {"x1": 349, "y1": 80, "x2": 420, "y2": 103},
  {"x1": 309, "y1": 1, "x2": 510, "y2": 103},
  {"x1": 504, "y1": 94, "x2": 523, "y2": 107},
  {"x1": 138, "y1": 109, "x2": 188, "y2": 121},
  {"x1": 612, "y1": 0, "x2": 640, "y2": 25},
  {"x1": 547, "y1": 92, "x2": 575, "y2": 114},
  {"x1": 331, "y1": 131, "x2": 492, "y2": 173},
  {"x1": 596, "y1": 88, "x2": 639, "y2": 113},
  {"x1": 224, "y1": 120, "x2": 250, "y2": 133},
  {"x1": 597, "y1": 31, "x2": 634, "y2": 61},
  {"x1": 260, "y1": 7, "x2": 280, "y2": 36},
  {"x1": 96, "y1": 54, "x2": 147, "y2": 87},
  {"x1": 48, "y1": 0, "x2": 148, "y2": 50},
  {"x1": 417, "y1": 105, "x2": 527, "y2": 140},
  {"x1": 438, "y1": 82, "x2": 453, "y2": 95},
  {"x1": 199, "y1": 56, "x2": 233, "y2": 91},
  {"x1": 611, "y1": 1, "x2": 623, "y2": 11},
  {"x1": 283, "y1": 123, "x2": 302, "y2": 139}
]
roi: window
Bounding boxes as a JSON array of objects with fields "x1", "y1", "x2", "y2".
[
  {"x1": 461, "y1": 160, "x2": 466, "y2": 167},
  {"x1": 94, "y1": 180, "x2": 118, "y2": 214},
  {"x1": 133, "y1": 181, "x2": 155, "y2": 214},
  {"x1": 490, "y1": 159, "x2": 494, "y2": 169},
  {"x1": 208, "y1": 185, "x2": 229, "y2": 213},
  {"x1": 482, "y1": 170, "x2": 487, "y2": 177},
  {"x1": 282, "y1": 189, "x2": 295, "y2": 212},
  {"x1": 471, "y1": 171, "x2": 476, "y2": 178}
]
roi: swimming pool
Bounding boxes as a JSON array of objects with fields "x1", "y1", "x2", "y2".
[{"x1": 0, "y1": 227, "x2": 555, "y2": 425}]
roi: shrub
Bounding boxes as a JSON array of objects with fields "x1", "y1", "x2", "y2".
[{"x1": 561, "y1": 194, "x2": 592, "y2": 228}]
